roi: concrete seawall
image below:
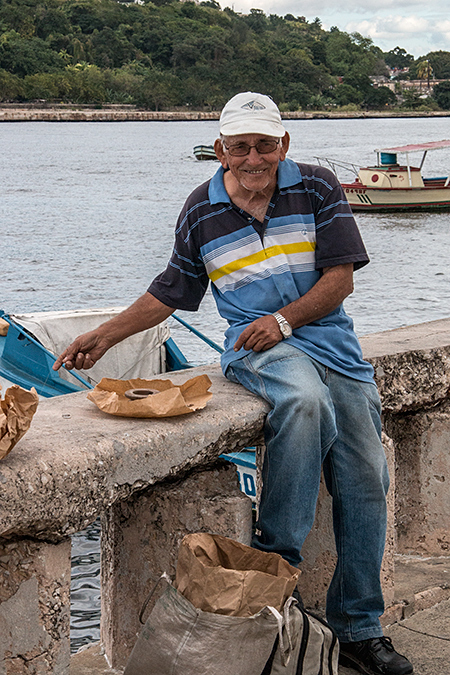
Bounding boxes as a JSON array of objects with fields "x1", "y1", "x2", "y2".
[
  {"x1": 1, "y1": 318, "x2": 450, "y2": 673},
  {"x1": 1, "y1": 105, "x2": 450, "y2": 122}
]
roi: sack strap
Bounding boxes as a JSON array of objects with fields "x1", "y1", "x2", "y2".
[
  {"x1": 266, "y1": 596, "x2": 297, "y2": 667},
  {"x1": 139, "y1": 572, "x2": 172, "y2": 624}
]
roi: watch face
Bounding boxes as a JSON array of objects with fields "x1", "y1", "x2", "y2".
[{"x1": 281, "y1": 322, "x2": 292, "y2": 337}]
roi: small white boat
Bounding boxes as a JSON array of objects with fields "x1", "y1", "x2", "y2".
[
  {"x1": 317, "y1": 140, "x2": 450, "y2": 211},
  {"x1": 193, "y1": 144, "x2": 217, "y2": 161}
]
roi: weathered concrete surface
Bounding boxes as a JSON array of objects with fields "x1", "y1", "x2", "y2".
[
  {"x1": 361, "y1": 318, "x2": 450, "y2": 412},
  {"x1": 2, "y1": 319, "x2": 450, "y2": 545},
  {"x1": 385, "y1": 399, "x2": 450, "y2": 556},
  {"x1": 1, "y1": 105, "x2": 449, "y2": 123},
  {"x1": 361, "y1": 319, "x2": 450, "y2": 561},
  {"x1": 101, "y1": 461, "x2": 252, "y2": 668},
  {"x1": 0, "y1": 365, "x2": 267, "y2": 542},
  {"x1": 0, "y1": 108, "x2": 221, "y2": 123},
  {"x1": 0, "y1": 538, "x2": 71, "y2": 674}
]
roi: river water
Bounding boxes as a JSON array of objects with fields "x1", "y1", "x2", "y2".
[{"x1": 2, "y1": 117, "x2": 450, "y2": 651}]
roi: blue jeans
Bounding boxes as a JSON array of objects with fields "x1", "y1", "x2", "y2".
[{"x1": 226, "y1": 343, "x2": 389, "y2": 641}]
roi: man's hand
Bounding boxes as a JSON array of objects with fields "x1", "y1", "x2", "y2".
[
  {"x1": 52, "y1": 293, "x2": 175, "y2": 372},
  {"x1": 232, "y1": 264, "x2": 355, "y2": 355},
  {"x1": 234, "y1": 315, "x2": 282, "y2": 353},
  {"x1": 53, "y1": 331, "x2": 111, "y2": 371}
]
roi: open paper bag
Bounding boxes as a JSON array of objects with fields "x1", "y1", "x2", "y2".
[
  {"x1": 87, "y1": 374, "x2": 212, "y2": 418},
  {"x1": 175, "y1": 532, "x2": 300, "y2": 616}
]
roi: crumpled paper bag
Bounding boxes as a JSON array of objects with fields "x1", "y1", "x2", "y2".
[
  {"x1": 175, "y1": 533, "x2": 300, "y2": 617},
  {"x1": 87, "y1": 374, "x2": 212, "y2": 418},
  {"x1": 0, "y1": 385, "x2": 39, "y2": 460},
  {"x1": 0, "y1": 318, "x2": 9, "y2": 336}
]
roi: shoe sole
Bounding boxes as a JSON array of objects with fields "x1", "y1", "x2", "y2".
[
  {"x1": 339, "y1": 652, "x2": 413, "y2": 675},
  {"x1": 339, "y1": 652, "x2": 374, "y2": 674}
]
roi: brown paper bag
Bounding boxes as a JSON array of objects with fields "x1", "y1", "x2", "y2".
[
  {"x1": 0, "y1": 385, "x2": 39, "y2": 460},
  {"x1": 175, "y1": 533, "x2": 300, "y2": 617},
  {"x1": 0, "y1": 318, "x2": 9, "y2": 336},
  {"x1": 87, "y1": 374, "x2": 212, "y2": 418}
]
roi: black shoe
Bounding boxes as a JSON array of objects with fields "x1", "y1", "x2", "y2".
[{"x1": 339, "y1": 636, "x2": 413, "y2": 675}]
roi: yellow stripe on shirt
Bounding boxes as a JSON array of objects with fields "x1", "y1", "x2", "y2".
[{"x1": 208, "y1": 241, "x2": 316, "y2": 283}]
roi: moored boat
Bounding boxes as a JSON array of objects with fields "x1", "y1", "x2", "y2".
[
  {"x1": 0, "y1": 308, "x2": 189, "y2": 398},
  {"x1": 193, "y1": 144, "x2": 217, "y2": 160},
  {"x1": 317, "y1": 140, "x2": 450, "y2": 211}
]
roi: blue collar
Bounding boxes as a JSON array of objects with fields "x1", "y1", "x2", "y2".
[{"x1": 208, "y1": 158, "x2": 303, "y2": 205}]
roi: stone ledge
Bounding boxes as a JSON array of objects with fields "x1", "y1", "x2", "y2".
[
  {"x1": 0, "y1": 365, "x2": 268, "y2": 542},
  {"x1": 3, "y1": 319, "x2": 450, "y2": 541},
  {"x1": 361, "y1": 318, "x2": 450, "y2": 412}
]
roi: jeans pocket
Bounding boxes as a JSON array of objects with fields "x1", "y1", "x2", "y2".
[
  {"x1": 225, "y1": 365, "x2": 239, "y2": 384},
  {"x1": 357, "y1": 381, "x2": 382, "y2": 415}
]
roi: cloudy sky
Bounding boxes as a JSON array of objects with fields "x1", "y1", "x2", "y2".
[{"x1": 223, "y1": 0, "x2": 450, "y2": 58}]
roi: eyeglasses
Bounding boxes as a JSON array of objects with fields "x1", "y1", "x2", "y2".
[{"x1": 223, "y1": 139, "x2": 281, "y2": 157}]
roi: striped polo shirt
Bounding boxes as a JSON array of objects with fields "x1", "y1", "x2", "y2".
[{"x1": 149, "y1": 157, "x2": 374, "y2": 382}]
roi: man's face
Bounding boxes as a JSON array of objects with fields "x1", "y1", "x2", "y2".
[{"x1": 214, "y1": 133, "x2": 290, "y2": 195}]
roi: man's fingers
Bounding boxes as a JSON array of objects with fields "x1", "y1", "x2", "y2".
[
  {"x1": 234, "y1": 327, "x2": 252, "y2": 352},
  {"x1": 53, "y1": 356, "x2": 64, "y2": 371},
  {"x1": 53, "y1": 350, "x2": 75, "y2": 371}
]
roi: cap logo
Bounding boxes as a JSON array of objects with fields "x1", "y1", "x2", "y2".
[{"x1": 241, "y1": 100, "x2": 266, "y2": 111}]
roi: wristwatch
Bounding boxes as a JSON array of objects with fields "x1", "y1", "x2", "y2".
[{"x1": 272, "y1": 312, "x2": 293, "y2": 338}]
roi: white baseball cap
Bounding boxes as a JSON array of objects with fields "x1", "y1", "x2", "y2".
[{"x1": 219, "y1": 92, "x2": 286, "y2": 138}]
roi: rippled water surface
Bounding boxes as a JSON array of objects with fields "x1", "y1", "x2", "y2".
[{"x1": 2, "y1": 117, "x2": 450, "y2": 650}]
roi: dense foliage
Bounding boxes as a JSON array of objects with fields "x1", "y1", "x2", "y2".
[{"x1": 0, "y1": 0, "x2": 449, "y2": 109}]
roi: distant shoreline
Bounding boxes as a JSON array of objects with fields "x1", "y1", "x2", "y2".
[{"x1": 1, "y1": 104, "x2": 450, "y2": 122}]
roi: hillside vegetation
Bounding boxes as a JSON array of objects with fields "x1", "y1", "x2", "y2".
[{"x1": 1, "y1": 0, "x2": 450, "y2": 110}]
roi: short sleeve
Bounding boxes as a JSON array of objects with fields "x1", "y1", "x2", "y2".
[
  {"x1": 148, "y1": 185, "x2": 211, "y2": 311},
  {"x1": 303, "y1": 166, "x2": 370, "y2": 271}
]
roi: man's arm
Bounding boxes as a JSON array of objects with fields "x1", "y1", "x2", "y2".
[
  {"x1": 233, "y1": 263, "x2": 354, "y2": 353},
  {"x1": 53, "y1": 293, "x2": 174, "y2": 371}
]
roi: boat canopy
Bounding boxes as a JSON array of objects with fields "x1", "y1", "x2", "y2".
[
  {"x1": 373, "y1": 139, "x2": 450, "y2": 178},
  {"x1": 376, "y1": 140, "x2": 450, "y2": 154}
]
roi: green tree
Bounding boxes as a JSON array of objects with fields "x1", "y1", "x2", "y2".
[
  {"x1": 426, "y1": 51, "x2": 450, "y2": 79},
  {"x1": 332, "y1": 83, "x2": 363, "y2": 106},
  {"x1": 0, "y1": 0, "x2": 411, "y2": 108},
  {"x1": 364, "y1": 85, "x2": 396, "y2": 109},
  {"x1": 89, "y1": 26, "x2": 136, "y2": 68},
  {"x1": 400, "y1": 88, "x2": 422, "y2": 109},
  {"x1": 384, "y1": 47, "x2": 414, "y2": 69},
  {"x1": 133, "y1": 67, "x2": 180, "y2": 109},
  {"x1": 433, "y1": 80, "x2": 450, "y2": 109},
  {"x1": 0, "y1": 32, "x2": 66, "y2": 77},
  {"x1": 416, "y1": 59, "x2": 433, "y2": 88},
  {"x1": 324, "y1": 30, "x2": 377, "y2": 82},
  {"x1": 0, "y1": 67, "x2": 23, "y2": 100},
  {"x1": 36, "y1": 8, "x2": 71, "y2": 40}
]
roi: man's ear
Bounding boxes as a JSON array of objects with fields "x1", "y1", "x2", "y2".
[
  {"x1": 214, "y1": 138, "x2": 228, "y2": 169},
  {"x1": 280, "y1": 132, "x2": 290, "y2": 161}
]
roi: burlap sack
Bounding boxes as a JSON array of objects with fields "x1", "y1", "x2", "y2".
[{"x1": 124, "y1": 577, "x2": 284, "y2": 675}]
